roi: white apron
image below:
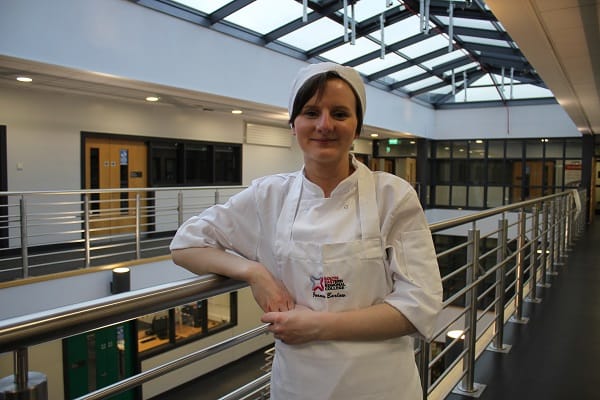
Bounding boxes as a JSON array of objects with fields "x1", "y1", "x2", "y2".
[{"x1": 271, "y1": 163, "x2": 422, "y2": 400}]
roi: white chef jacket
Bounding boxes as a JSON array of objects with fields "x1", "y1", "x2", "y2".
[{"x1": 170, "y1": 157, "x2": 443, "y2": 399}]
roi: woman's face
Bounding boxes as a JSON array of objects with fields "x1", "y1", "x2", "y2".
[{"x1": 292, "y1": 78, "x2": 358, "y2": 168}]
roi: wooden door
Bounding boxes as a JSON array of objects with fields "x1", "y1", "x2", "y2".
[
  {"x1": 512, "y1": 161, "x2": 555, "y2": 202},
  {"x1": 85, "y1": 137, "x2": 148, "y2": 236}
]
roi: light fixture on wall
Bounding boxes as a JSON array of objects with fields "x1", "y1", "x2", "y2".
[
  {"x1": 111, "y1": 267, "x2": 131, "y2": 294},
  {"x1": 145, "y1": 96, "x2": 160, "y2": 102},
  {"x1": 231, "y1": 109, "x2": 243, "y2": 115}
]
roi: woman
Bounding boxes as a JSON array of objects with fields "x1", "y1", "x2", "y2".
[{"x1": 170, "y1": 62, "x2": 442, "y2": 399}]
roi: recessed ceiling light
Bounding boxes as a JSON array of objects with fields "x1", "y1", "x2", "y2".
[
  {"x1": 231, "y1": 109, "x2": 243, "y2": 114},
  {"x1": 145, "y1": 96, "x2": 159, "y2": 102},
  {"x1": 16, "y1": 76, "x2": 32, "y2": 83},
  {"x1": 370, "y1": 133, "x2": 379, "y2": 138}
]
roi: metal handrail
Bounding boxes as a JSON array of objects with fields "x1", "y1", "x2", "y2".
[
  {"x1": 0, "y1": 186, "x2": 247, "y2": 281},
  {"x1": 0, "y1": 188, "x2": 587, "y2": 400},
  {"x1": 0, "y1": 275, "x2": 247, "y2": 351}
]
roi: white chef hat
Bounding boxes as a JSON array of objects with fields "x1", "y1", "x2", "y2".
[{"x1": 288, "y1": 62, "x2": 366, "y2": 117}]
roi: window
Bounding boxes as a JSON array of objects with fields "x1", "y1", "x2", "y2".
[
  {"x1": 185, "y1": 144, "x2": 212, "y2": 185},
  {"x1": 150, "y1": 143, "x2": 178, "y2": 186},
  {"x1": 136, "y1": 292, "x2": 237, "y2": 358},
  {"x1": 149, "y1": 140, "x2": 242, "y2": 186},
  {"x1": 428, "y1": 138, "x2": 582, "y2": 209}
]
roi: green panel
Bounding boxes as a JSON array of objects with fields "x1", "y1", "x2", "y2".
[
  {"x1": 64, "y1": 334, "x2": 89, "y2": 398},
  {"x1": 95, "y1": 326, "x2": 119, "y2": 389},
  {"x1": 64, "y1": 322, "x2": 138, "y2": 400}
]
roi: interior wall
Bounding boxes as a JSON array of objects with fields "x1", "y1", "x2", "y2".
[
  {"x1": 0, "y1": 84, "x2": 304, "y2": 191},
  {"x1": 434, "y1": 103, "x2": 580, "y2": 139}
]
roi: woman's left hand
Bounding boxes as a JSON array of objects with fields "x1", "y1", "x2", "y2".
[{"x1": 261, "y1": 304, "x2": 321, "y2": 345}]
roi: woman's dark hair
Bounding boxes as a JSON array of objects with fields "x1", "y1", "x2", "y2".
[{"x1": 288, "y1": 71, "x2": 363, "y2": 135}]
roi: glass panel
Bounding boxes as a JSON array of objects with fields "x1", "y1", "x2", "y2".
[
  {"x1": 207, "y1": 293, "x2": 232, "y2": 332},
  {"x1": 175, "y1": 301, "x2": 204, "y2": 342},
  {"x1": 565, "y1": 139, "x2": 582, "y2": 158},
  {"x1": 454, "y1": 85, "x2": 502, "y2": 102},
  {"x1": 488, "y1": 160, "x2": 510, "y2": 185},
  {"x1": 468, "y1": 160, "x2": 485, "y2": 184},
  {"x1": 469, "y1": 140, "x2": 485, "y2": 159},
  {"x1": 545, "y1": 140, "x2": 563, "y2": 158},
  {"x1": 404, "y1": 76, "x2": 444, "y2": 92},
  {"x1": 137, "y1": 310, "x2": 170, "y2": 353},
  {"x1": 554, "y1": 160, "x2": 564, "y2": 187},
  {"x1": 468, "y1": 186, "x2": 484, "y2": 208},
  {"x1": 375, "y1": 139, "x2": 417, "y2": 157},
  {"x1": 214, "y1": 145, "x2": 241, "y2": 184},
  {"x1": 451, "y1": 160, "x2": 468, "y2": 184},
  {"x1": 436, "y1": 16, "x2": 496, "y2": 31},
  {"x1": 488, "y1": 141, "x2": 504, "y2": 158},
  {"x1": 564, "y1": 160, "x2": 582, "y2": 187},
  {"x1": 224, "y1": 0, "x2": 302, "y2": 34},
  {"x1": 525, "y1": 140, "x2": 543, "y2": 158},
  {"x1": 185, "y1": 145, "x2": 212, "y2": 184},
  {"x1": 435, "y1": 185, "x2": 450, "y2": 206},
  {"x1": 506, "y1": 141, "x2": 522, "y2": 158},
  {"x1": 278, "y1": 18, "x2": 343, "y2": 51},
  {"x1": 354, "y1": 53, "x2": 405, "y2": 76},
  {"x1": 402, "y1": 35, "x2": 448, "y2": 58},
  {"x1": 435, "y1": 160, "x2": 451, "y2": 183},
  {"x1": 371, "y1": 16, "x2": 421, "y2": 43},
  {"x1": 436, "y1": 142, "x2": 451, "y2": 158},
  {"x1": 388, "y1": 65, "x2": 428, "y2": 83},
  {"x1": 421, "y1": 50, "x2": 465, "y2": 69},
  {"x1": 173, "y1": 0, "x2": 233, "y2": 14},
  {"x1": 451, "y1": 186, "x2": 467, "y2": 207},
  {"x1": 456, "y1": 35, "x2": 511, "y2": 47},
  {"x1": 321, "y1": 37, "x2": 381, "y2": 64},
  {"x1": 452, "y1": 141, "x2": 468, "y2": 159},
  {"x1": 487, "y1": 186, "x2": 504, "y2": 207},
  {"x1": 511, "y1": 84, "x2": 554, "y2": 99}
]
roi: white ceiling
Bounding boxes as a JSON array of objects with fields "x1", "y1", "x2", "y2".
[{"x1": 487, "y1": 0, "x2": 600, "y2": 135}]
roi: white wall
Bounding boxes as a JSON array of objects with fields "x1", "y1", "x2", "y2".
[
  {"x1": 0, "y1": 84, "x2": 306, "y2": 191},
  {"x1": 434, "y1": 103, "x2": 580, "y2": 139}
]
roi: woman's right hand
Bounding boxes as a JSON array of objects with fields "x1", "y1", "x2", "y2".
[{"x1": 246, "y1": 261, "x2": 295, "y2": 312}]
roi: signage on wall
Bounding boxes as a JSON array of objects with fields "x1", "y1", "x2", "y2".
[
  {"x1": 120, "y1": 149, "x2": 128, "y2": 166},
  {"x1": 565, "y1": 160, "x2": 582, "y2": 187}
]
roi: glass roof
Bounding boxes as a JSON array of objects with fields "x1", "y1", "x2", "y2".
[{"x1": 137, "y1": 0, "x2": 555, "y2": 108}]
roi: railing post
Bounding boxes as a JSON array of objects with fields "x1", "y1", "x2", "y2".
[
  {"x1": 565, "y1": 195, "x2": 574, "y2": 250},
  {"x1": 177, "y1": 190, "x2": 184, "y2": 227},
  {"x1": 0, "y1": 348, "x2": 48, "y2": 399},
  {"x1": 453, "y1": 229, "x2": 486, "y2": 397},
  {"x1": 510, "y1": 209, "x2": 529, "y2": 324},
  {"x1": 418, "y1": 339, "x2": 430, "y2": 399},
  {"x1": 560, "y1": 195, "x2": 569, "y2": 256},
  {"x1": 84, "y1": 193, "x2": 91, "y2": 268},
  {"x1": 539, "y1": 201, "x2": 551, "y2": 288},
  {"x1": 549, "y1": 199, "x2": 560, "y2": 274},
  {"x1": 488, "y1": 218, "x2": 511, "y2": 353},
  {"x1": 135, "y1": 193, "x2": 141, "y2": 260},
  {"x1": 19, "y1": 195, "x2": 29, "y2": 278},
  {"x1": 526, "y1": 205, "x2": 541, "y2": 303}
]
